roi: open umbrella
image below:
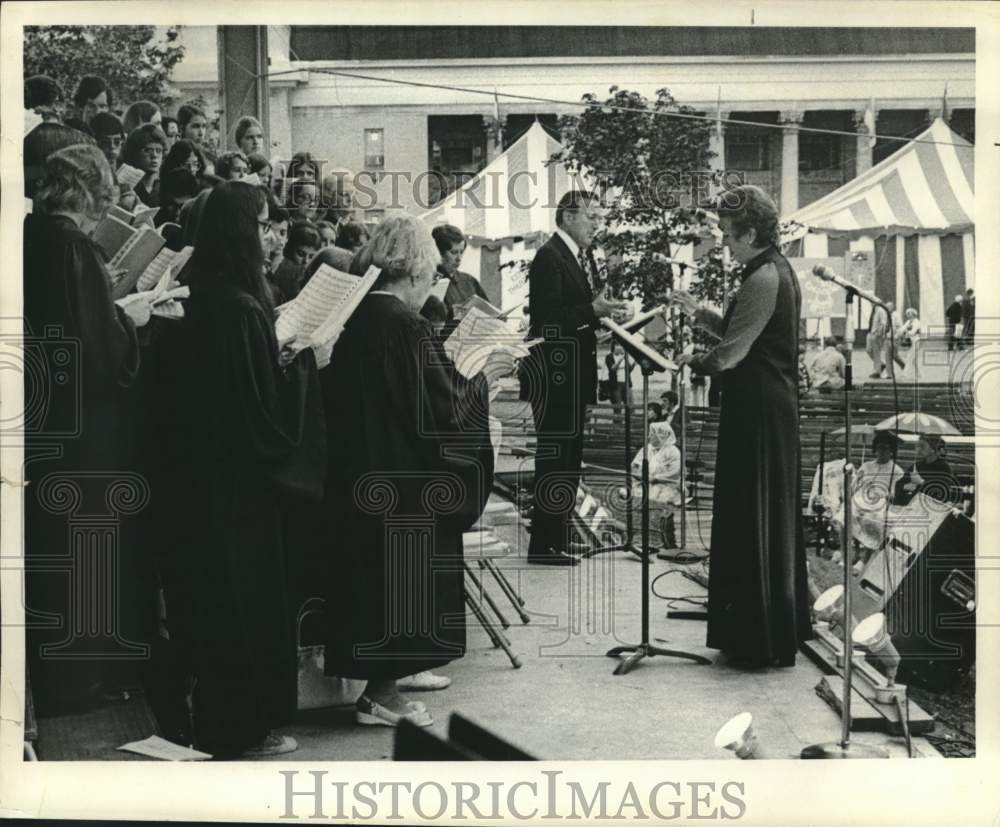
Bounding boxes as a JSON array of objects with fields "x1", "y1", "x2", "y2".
[{"x1": 874, "y1": 412, "x2": 960, "y2": 435}]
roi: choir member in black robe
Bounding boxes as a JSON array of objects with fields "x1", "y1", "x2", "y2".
[
  {"x1": 673, "y1": 186, "x2": 811, "y2": 667},
  {"x1": 320, "y1": 215, "x2": 494, "y2": 727},
  {"x1": 23, "y1": 144, "x2": 155, "y2": 714},
  {"x1": 168, "y1": 181, "x2": 326, "y2": 758}
]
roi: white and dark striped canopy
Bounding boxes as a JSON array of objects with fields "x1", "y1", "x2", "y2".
[{"x1": 787, "y1": 118, "x2": 974, "y2": 237}]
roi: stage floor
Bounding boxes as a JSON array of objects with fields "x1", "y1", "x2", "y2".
[{"x1": 277, "y1": 504, "x2": 941, "y2": 762}]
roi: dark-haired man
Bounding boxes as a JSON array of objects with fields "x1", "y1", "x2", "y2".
[{"x1": 525, "y1": 191, "x2": 628, "y2": 565}]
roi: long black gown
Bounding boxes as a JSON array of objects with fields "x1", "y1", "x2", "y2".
[
  {"x1": 692, "y1": 246, "x2": 812, "y2": 664},
  {"x1": 320, "y1": 292, "x2": 494, "y2": 680},
  {"x1": 22, "y1": 213, "x2": 153, "y2": 715},
  {"x1": 168, "y1": 282, "x2": 326, "y2": 756}
]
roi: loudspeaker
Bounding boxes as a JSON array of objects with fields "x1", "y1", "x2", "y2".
[{"x1": 873, "y1": 504, "x2": 975, "y2": 690}]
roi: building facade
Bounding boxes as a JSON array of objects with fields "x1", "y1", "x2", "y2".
[{"x1": 171, "y1": 26, "x2": 974, "y2": 222}]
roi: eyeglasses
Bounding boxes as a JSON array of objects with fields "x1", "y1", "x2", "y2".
[{"x1": 257, "y1": 220, "x2": 272, "y2": 234}]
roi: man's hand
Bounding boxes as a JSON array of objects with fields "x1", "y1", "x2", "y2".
[{"x1": 593, "y1": 289, "x2": 629, "y2": 320}]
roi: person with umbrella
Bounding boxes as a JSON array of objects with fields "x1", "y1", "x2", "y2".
[{"x1": 893, "y1": 433, "x2": 957, "y2": 506}]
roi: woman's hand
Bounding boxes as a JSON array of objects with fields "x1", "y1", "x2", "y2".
[
  {"x1": 676, "y1": 352, "x2": 699, "y2": 368},
  {"x1": 120, "y1": 294, "x2": 153, "y2": 328},
  {"x1": 669, "y1": 289, "x2": 700, "y2": 316},
  {"x1": 278, "y1": 333, "x2": 307, "y2": 367}
]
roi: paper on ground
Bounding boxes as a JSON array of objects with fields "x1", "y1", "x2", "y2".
[{"x1": 117, "y1": 735, "x2": 211, "y2": 761}]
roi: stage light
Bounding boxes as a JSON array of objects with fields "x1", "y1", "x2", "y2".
[
  {"x1": 714, "y1": 712, "x2": 763, "y2": 759},
  {"x1": 852, "y1": 613, "x2": 902, "y2": 688},
  {"x1": 813, "y1": 585, "x2": 844, "y2": 626}
]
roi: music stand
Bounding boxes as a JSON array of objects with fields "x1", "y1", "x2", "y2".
[
  {"x1": 585, "y1": 306, "x2": 668, "y2": 559},
  {"x1": 600, "y1": 319, "x2": 712, "y2": 674}
]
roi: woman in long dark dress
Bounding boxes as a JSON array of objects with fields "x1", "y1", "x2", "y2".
[
  {"x1": 169, "y1": 181, "x2": 326, "y2": 757},
  {"x1": 320, "y1": 215, "x2": 494, "y2": 727},
  {"x1": 23, "y1": 143, "x2": 155, "y2": 714},
  {"x1": 673, "y1": 186, "x2": 811, "y2": 667}
]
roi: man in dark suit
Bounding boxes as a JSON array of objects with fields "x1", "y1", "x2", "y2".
[
  {"x1": 945, "y1": 294, "x2": 964, "y2": 351},
  {"x1": 526, "y1": 190, "x2": 628, "y2": 565}
]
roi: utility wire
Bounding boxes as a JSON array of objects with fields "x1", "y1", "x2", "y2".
[{"x1": 220, "y1": 37, "x2": 971, "y2": 151}]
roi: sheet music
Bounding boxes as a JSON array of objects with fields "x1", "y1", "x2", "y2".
[
  {"x1": 445, "y1": 307, "x2": 528, "y2": 378},
  {"x1": 242, "y1": 172, "x2": 261, "y2": 187},
  {"x1": 601, "y1": 317, "x2": 678, "y2": 372},
  {"x1": 275, "y1": 264, "x2": 379, "y2": 345},
  {"x1": 131, "y1": 204, "x2": 159, "y2": 226},
  {"x1": 116, "y1": 164, "x2": 144, "y2": 189},
  {"x1": 136, "y1": 246, "x2": 193, "y2": 292}
]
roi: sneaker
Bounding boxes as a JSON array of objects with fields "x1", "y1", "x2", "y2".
[
  {"x1": 356, "y1": 695, "x2": 433, "y2": 728},
  {"x1": 241, "y1": 733, "x2": 298, "y2": 758},
  {"x1": 396, "y1": 671, "x2": 451, "y2": 691}
]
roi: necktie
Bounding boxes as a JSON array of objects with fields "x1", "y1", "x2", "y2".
[{"x1": 578, "y1": 248, "x2": 594, "y2": 291}]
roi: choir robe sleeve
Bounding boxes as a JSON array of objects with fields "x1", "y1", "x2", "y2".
[
  {"x1": 383, "y1": 314, "x2": 495, "y2": 531},
  {"x1": 690, "y1": 264, "x2": 779, "y2": 376},
  {"x1": 62, "y1": 233, "x2": 141, "y2": 389},
  {"x1": 216, "y1": 301, "x2": 326, "y2": 501}
]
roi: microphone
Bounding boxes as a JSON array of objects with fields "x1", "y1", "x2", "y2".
[
  {"x1": 652, "y1": 253, "x2": 702, "y2": 272},
  {"x1": 812, "y1": 264, "x2": 886, "y2": 308}
]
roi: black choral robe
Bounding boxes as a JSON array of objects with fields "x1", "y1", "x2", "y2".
[
  {"x1": 320, "y1": 292, "x2": 494, "y2": 680},
  {"x1": 22, "y1": 213, "x2": 149, "y2": 715},
  {"x1": 169, "y1": 282, "x2": 326, "y2": 756}
]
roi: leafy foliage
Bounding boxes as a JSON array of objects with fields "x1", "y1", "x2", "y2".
[
  {"x1": 552, "y1": 87, "x2": 737, "y2": 356},
  {"x1": 24, "y1": 25, "x2": 186, "y2": 114}
]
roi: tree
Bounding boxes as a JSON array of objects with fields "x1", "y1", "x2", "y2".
[
  {"x1": 551, "y1": 87, "x2": 737, "y2": 356},
  {"x1": 24, "y1": 25, "x2": 185, "y2": 114}
]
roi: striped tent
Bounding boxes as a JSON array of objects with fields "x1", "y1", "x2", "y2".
[
  {"x1": 785, "y1": 118, "x2": 974, "y2": 328},
  {"x1": 421, "y1": 122, "x2": 583, "y2": 310}
]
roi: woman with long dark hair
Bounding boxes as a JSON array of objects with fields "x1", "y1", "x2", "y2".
[
  {"x1": 672, "y1": 185, "x2": 811, "y2": 668},
  {"x1": 168, "y1": 181, "x2": 326, "y2": 757}
]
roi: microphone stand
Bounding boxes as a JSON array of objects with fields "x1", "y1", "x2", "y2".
[
  {"x1": 801, "y1": 288, "x2": 888, "y2": 759},
  {"x1": 659, "y1": 303, "x2": 708, "y2": 565}
]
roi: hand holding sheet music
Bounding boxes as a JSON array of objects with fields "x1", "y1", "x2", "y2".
[{"x1": 274, "y1": 263, "x2": 380, "y2": 362}]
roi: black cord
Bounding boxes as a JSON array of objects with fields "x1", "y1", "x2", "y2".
[{"x1": 651, "y1": 569, "x2": 708, "y2": 605}]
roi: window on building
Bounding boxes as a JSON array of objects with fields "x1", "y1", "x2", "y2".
[
  {"x1": 726, "y1": 127, "x2": 771, "y2": 171},
  {"x1": 365, "y1": 128, "x2": 385, "y2": 169},
  {"x1": 799, "y1": 131, "x2": 839, "y2": 173},
  {"x1": 427, "y1": 115, "x2": 488, "y2": 206}
]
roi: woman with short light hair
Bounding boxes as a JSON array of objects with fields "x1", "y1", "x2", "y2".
[{"x1": 320, "y1": 213, "x2": 495, "y2": 726}]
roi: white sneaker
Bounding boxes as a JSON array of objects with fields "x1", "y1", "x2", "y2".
[
  {"x1": 241, "y1": 733, "x2": 298, "y2": 757},
  {"x1": 396, "y1": 671, "x2": 452, "y2": 691}
]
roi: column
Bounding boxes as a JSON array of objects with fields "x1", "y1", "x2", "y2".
[
  {"x1": 853, "y1": 109, "x2": 874, "y2": 178},
  {"x1": 779, "y1": 111, "x2": 803, "y2": 215},
  {"x1": 708, "y1": 115, "x2": 727, "y2": 196}
]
